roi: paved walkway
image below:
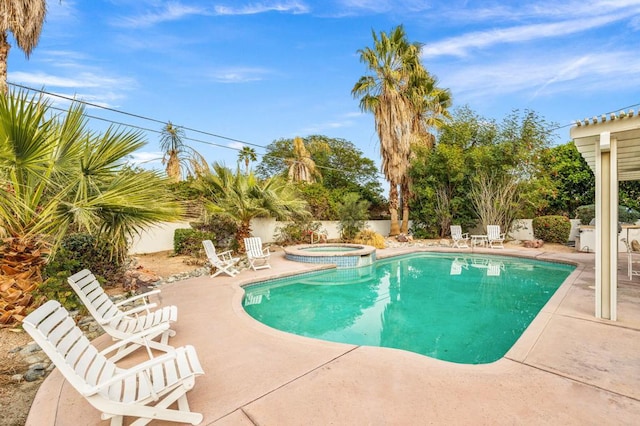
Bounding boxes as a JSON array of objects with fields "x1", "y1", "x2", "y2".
[{"x1": 27, "y1": 246, "x2": 640, "y2": 425}]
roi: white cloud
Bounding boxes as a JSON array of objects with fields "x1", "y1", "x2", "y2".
[
  {"x1": 129, "y1": 151, "x2": 164, "y2": 166},
  {"x1": 208, "y1": 67, "x2": 272, "y2": 83},
  {"x1": 214, "y1": 1, "x2": 309, "y2": 16},
  {"x1": 114, "y1": 2, "x2": 209, "y2": 28},
  {"x1": 228, "y1": 142, "x2": 246, "y2": 150},
  {"x1": 423, "y1": 13, "x2": 630, "y2": 58}
]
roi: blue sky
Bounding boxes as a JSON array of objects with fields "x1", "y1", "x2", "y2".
[{"x1": 7, "y1": 0, "x2": 640, "y2": 177}]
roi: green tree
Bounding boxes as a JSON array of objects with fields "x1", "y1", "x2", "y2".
[
  {"x1": 257, "y1": 135, "x2": 385, "y2": 216},
  {"x1": 287, "y1": 136, "x2": 323, "y2": 183},
  {"x1": 195, "y1": 162, "x2": 309, "y2": 252},
  {"x1": 337, "y1": 192, "x2": 370, "y2": 241},
  {"x1": 0, "y1": 0, "x2": 46, "y2": 93},
  {"x1": 160, "y1": 121, "x2": 208, "y2": 182},
  {"x1": 0, "y1": 90, "x2": 182, "y2": 324},
  {"x1": 237, "y1": 146, "x2": 257, "y2": 174}
]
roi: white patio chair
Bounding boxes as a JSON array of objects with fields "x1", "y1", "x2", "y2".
[
  {"x1": 450, "y1": 225, "x2": 469, "y2": 248},
  {"x1": 244, "y1": 237, "x2": 271, "y2": 270},
  {"x1": 487, "y1": 225, "x2": 505, "y2": 249},
  {"x1": 202, "y1": 240, "x2": 240, "y2": 277},
  {"x1": 23, "y1": 300, "x2": 204, "y2": 426},
  {"x1": 68, "y1": 269, "x2": 177, "y2": 362},
  {"x1": 622, "y1": 238, "x2": 640, "y2": 280},
  {"x1": 450, "y1": 257, "x2": 468, "y2": 275}
]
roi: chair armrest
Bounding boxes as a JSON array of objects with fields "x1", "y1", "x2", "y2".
[
  {"x1": 86, "y1": 345, "x2": 189, "y2": 396},
  {"x1": 262, "y1": 247, "x2": 271, "y2": 255},
  {"x1": 461, "y1": 233, "x2": 469, "y2": 238},
  {"x1": 98, "y1": 322, "x2": 171, "y2": 357},
  {"x1": 114, "y1": 289, "x2": 161, "y2": 308},
  {"x1": 98, "y1": 302, "x2": 159, "y2": 325}
]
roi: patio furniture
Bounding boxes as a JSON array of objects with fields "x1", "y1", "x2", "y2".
[
  {"x1": 244, "y1": 237, "x2": 271, "y2": 270},
  {"x1": 622, "y1": 238, "x2": 640, "y2": 280},
  {"x1": 68, "y1": 269, "x2": 177, "y2": 362},
  {"x1": 202, "y1": 239, "x2": 240, "y2": 277},
  {"x1": 450, "y1": 257, "x2": 468, "y2": 275},
  {"x1": 471, "y1": 234, "x2": 488, "y2": 248},
  {"x1": 22, "y1": 300, "x2": 205, "y2": 426},
  {"x1": 450, "y1": 225, "x2": 469, "y2": 248},
  {"x1": 487, "y1": 225, "x2": 505, "y2": 249}
]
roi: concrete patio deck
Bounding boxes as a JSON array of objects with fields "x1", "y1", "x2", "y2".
[{"x1": 26, "y1": 246, "x2": 640, "y2": 425}]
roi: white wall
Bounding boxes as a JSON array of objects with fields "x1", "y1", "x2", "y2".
[{"x1": 128, "y1": 221, "x2": 192, "y2": 254}]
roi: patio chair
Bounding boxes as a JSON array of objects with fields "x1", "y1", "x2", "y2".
[
  {"x1": 450, "y1": 225, "x2": 469, "y2": 248},
  {"x1": 450, "y1": 257, "x2": 468, "y2": 275},
  {"x1": 22, "y1": 300, "x2": 204, "y2": 426},
  {"x1": 622, "y1": 238, "x2": 640, "y2": 280},
  {"x1": 487, "y1": 225, "x2": 505, "y2": 249},
  {"x1": 244, "y1": 237, "x2": 271, "y2": 270},
  {"x1": 202, "y1": 239, "x2": 240, "y2": 277},
  {"x1": 68, "y1": 269, "x2": 177, "y2": 362}
]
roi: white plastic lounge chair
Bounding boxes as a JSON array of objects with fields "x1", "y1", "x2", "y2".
[
  {"x1": 450, "y1": 257, "x2": 468, "y2": 275},
  {"x1": 487, "y1": 225, "x2": 505, "y2": 249},
  {"x1": 22, "y1": 300, "x2": 204, "y2": 426},
  {"x1": 487, "y1": 261, "x2": 504, "y2": 276},
  {"x1": 202, "y1": 240, "x2": 240, "y2": 277},
  {"x1": 450, "y1": 225, "x2": 469, "y2": 248},
  {"x1": 244, "y1": 237, "x2": 271, "y2": 270},
  {"x1": 68, "y1": 269, "x2": 177, "y2": 362}
]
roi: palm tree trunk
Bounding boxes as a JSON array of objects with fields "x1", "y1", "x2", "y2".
[
  {"x1": 236, "y1": 221, "x2": 252, "y2": 253},
  {"x1": 400, "y1": 181, "x2": 410, "y2": 234},
  {"x1": 389, "y1": 184, "x2": 400, "y2": 236},
  {"x1": 0, "y1": 33, "x2": 10, "y2": 94}
]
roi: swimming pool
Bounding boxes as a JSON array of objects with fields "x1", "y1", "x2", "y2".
[{"x1": 242, "y1": 253, "x2": 575, "y2": 364}]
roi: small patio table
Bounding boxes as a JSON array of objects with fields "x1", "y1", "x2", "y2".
[{"x1": 471, "y1": 234, "x2": 488, "y2": 248}]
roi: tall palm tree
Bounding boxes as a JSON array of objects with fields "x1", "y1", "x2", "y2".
[
  {"x1": 195, "y1": 162, "x2": 309, "y2": 252},
  {"x1": 352, "y1": 26, "x2": 422, "y2": 236},
  {"x1": 159, "y1": 121, "x2": 208, "y2": 182},
  {"x1": 238, "y1": 146, "x2": 257, "y2": 174},
  {"x1": 0, "y1": 0, "x2": 47, "y2": 93},
  {"x1": 0, "y1": 90, "x2": 183, "y2": 325},
  {"x1": 286, "y1": 136, "x2": 323, "y2": 183}
]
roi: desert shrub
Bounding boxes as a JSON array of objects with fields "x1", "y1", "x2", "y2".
[
  {"x1": 193, "y1": 215, "x2": 238, "y2": 249},
  {"x1": 353, "y1": 230, "x2": 386, "y2": 249},
  {"x1": 275, "y1": 220, "x2": 324, "y2": 245},
  {"x1": 174, "y1": 229, "x2": 217, "y2": 256},
  {"x1": 532, "y1": 215, "x2": 571, "y2": 243}
]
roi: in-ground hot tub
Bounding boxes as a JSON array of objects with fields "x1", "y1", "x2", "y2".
[{"x1": 283, "y1": 243, "x2": 376, "y2": 269}]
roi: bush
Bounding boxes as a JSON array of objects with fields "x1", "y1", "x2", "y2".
[
  {"x1": 532, "y1": 215, "x2": 571, "y2": 243},
  {"x1": 39, "y1": 233, "x2": 127, "y2": 312},
  {"x1": 576, "y1": 204, "x2": 640, "y2": 225},
  {"x1": 275, "y1": 220, "x2": 324, "y2": 245},
  {"x1": 337, "y1": 193, "x2": 370, "y2": 241},
  {"x1": 174, "y1": 229, "x2": 217, "y2": 257},
  {"x1": 353, "y1": 230, "x2": 386, "y2": 249},
  {"x1": 192, "y1": 215, "x2": 238, "y2": 248}
]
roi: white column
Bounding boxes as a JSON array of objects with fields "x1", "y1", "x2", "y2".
[{"x1": 594, "y1": 131, "x2": 618, "y2": 320}]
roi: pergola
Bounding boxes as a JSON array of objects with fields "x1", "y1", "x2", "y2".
[{"x1": 571, "y1": 110, "x2": 640, "y2": 320}]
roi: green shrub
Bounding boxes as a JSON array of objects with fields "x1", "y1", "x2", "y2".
[
  {"x1": 275, "y1": 220, "x2": 324, "y2": 245},
  {"x1": 337, "y1": 193, "x2": 370, "y2": 241},
  {"x1": 174, "y1": 229, "x2": 217, "y2": 256},
  {"x1": 532, "y1": 215, "x2": 571, "y2": 243},
  {"x1": 192, "y1": 215, "x2": 238, "y2": 248},
  {"x1": 576, "y1": 204, "x2": 640, "y2": 225},
  {"x1": 38, "y1": 233, "x2": 127, "y2": 312}
]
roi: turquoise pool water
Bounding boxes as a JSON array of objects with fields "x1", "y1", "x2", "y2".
[{"x1": 243, "y1": 253, "x2": 575, "y2": 364}]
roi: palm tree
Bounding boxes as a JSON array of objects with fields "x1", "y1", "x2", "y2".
[
  {"x1": 0, "y1": 0, "x2": 47, "y2": 93},
  {"x1": 286, "y1": 136, "x2": 323, "y2": 183},
  {"x1": 159, "y1": 121, "x2": 208, "y2": 182},
  {"x1": 195, "y1": 162, "x2": 309, "y2": 252},
  {"x1": 0, "y1": 90, "x2": 183, "y2": 325},
  {"x1": 238, "y1": 146, "x2": 257, "y2": 174},
  {"x1": 352, "y1": 26, "x2": 422, "y2": 236}
]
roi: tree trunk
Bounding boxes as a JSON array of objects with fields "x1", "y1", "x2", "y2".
[
  {"x1": 388, "y1": 184, "x2": 400, "y2": 236},
  {"x1": 400, "y1": 181, "x2": 410, "y2": 234},
  {"x1": 236, "y1": 221, "x2": 252, "y2": 253},
  {"x1": 0, "y1": 33, "x2": 10, "y2": 94}
]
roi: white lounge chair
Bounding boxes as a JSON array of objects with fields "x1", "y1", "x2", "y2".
[
  {"x1": 450, "y1": 257, "x2": 468, "y2": 275},
  {"x1": 202, "y1": 240, "x2": 240, "y2": 277},
  {"x1": 22, "y1": 300, "x2": 204, "y2": 426},
  {"x1": 244, "y1": 237, "x2": 271, "y2": 270},
  {"x1": 487, "y1": 225, "x2": 505, "y2": 249},
  {"x1": 68, "y1": 269, "x2": 177, "y2": 362},
  {"x1": 450, "y1": 225, "x2": 469, "y2": 248}
]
